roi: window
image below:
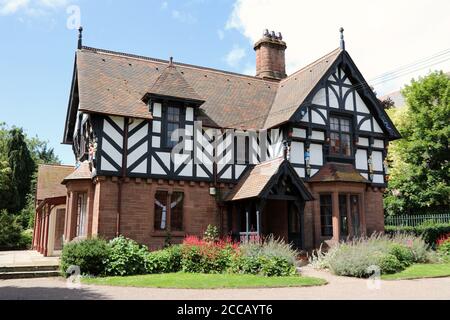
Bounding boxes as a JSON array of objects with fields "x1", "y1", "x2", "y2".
[
  {"x1": 320, "y1": 194, "x2": 333, "y2": 237},
  {"x1": 165, "y1": 106, "x2": 181, "y2": 148},
  {"x1": 170, "y1": 192, "x2": 184, "y2": 231},
  {"x1": 154, "y1": 191, "x2": 168, "y2": 231},
  {"x1": 339, "y1": 194, "x2": 349, "y2": 237},
  {"x1": 330, "y1": 116, "x2": 352, "y2": 157},
  {"x1": 76, "y1": 193, "x2": 87, "y2": 237},
  {"x1": 154, "y1": 191, "x2": 184, "y2": 231}
]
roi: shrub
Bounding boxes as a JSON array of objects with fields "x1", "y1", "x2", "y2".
[
  {"x1": 145, "y1": 245, "x2": 183, "y2": 274},
  {"x1": 311, "y1": 233, "x2": 434, "y2": 278},
  {"x1": 232, "y1": 236, "x2": 298, "y2": 277},
  {"x1": 240, "y1": 235, "x2": 298, "y2": 265},
  {"x1": 0, "y1": 210, "x2": 22, "y2": 249},
  {"x1": 180, "y1": 236, "x2": 239, "y2": 274},
  {"x1": 386, "y1": 222, "x2": 450, "y2": 247},
  {"x1": 60, "y1": 238, "x2": 109, "y2": 276},
  {"x1": 18, "y1": 229, "x2": 33, "y2": 249},
  {"x1": 105, "y1": 236, "x2": 148, "y2": 276},
  {"x1": 378, "y1": 254, "x2": 404, "y2": 274}
]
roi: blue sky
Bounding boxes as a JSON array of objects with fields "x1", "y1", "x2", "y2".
[{"x1": 1, "y1": 0, "x2": 449, "y2": 165}]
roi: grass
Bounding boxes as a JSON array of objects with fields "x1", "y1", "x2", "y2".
[
  {"x1": 82, "y1": 273, "x2": 327, "y2": 289},
  {"x1": 382, "y1": 263, "x2": 450, "y2": 280}
]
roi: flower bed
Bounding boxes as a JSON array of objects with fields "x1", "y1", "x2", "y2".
[{"x1": 60, "y1": 227, "x2": 299, "y2": 278}]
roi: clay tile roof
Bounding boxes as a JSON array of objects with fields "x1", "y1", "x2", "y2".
[
  {"x1": 62, "y1": 161, "x2": 92, "y2": 184},
  {"x1": 308, "y1": 162, "x2": 370, "y2": 183},
  {"x1": 264, "y1": 48, "x2": 342, "y2": 129},
  {"x1": 75, "y1": 46, "x2": 342, "y2": 130},
  {"x1": 224, "y1": 157, "x2": 286, "y2": 201},
  {"x1": 36, "y1": 164, "x2": 75, "y2": 201},
  {"x1": 146, "y1": 64, "x2": 204, "y2": 104}
]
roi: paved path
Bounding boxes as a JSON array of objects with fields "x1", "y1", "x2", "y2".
[
  {"x1": 0, "y1": 267, "x2": 449, "y2": 300},
  {"x1": 0, "y1": 251, "x2": 59, "y2": 268}
]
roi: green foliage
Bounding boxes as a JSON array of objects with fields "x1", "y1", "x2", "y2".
[
  {"x1": 385, "y1": 222, "x2": 450, "y2": 247},
  {"x1": 388, "y1": 243, "x2": 414, "y2": 268},
  {"x1": 309, "y1": 233, "x2": 432, "y2": 277},
  {"x1": 7, "y1": 128, "x2": 35, "y2": 212},
  {"x1": 437, "y1": 240, "x2": 450, "y2": 257},
  {"x1": 385, "y1": 72, "x2": 450, "y2": 215},
  {"x1": 18, "y1": 229, "x2": 33, "y2": 249},
  {"x1": 203, "y1": 224, "x2": 219, "y2": 243},
  {"x1": 378, "y1": 254, "x2": 404, "y2": 274},
  {"x1": 0, "y1": 210, "x2": 23, "y2": 249},
  {"x1": 0, "y1": 122, "x2": 60, "y2": 220},
  {"x1": 104, "y1": 236, "x2": 148, "y2": 276},
  {"x1": 60, "y1": 238, "x2": 110, "y2": 277},
  {"x1": 145, "y1": 245, "x2": 183, "y2": 274},
  {"x1": 231, "y1": 255, "x2": 297, "y2": 277}
]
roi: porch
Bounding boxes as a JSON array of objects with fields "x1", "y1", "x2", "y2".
[{"x1": 223, "y1": 158, "x2": 314, "y2": 250}]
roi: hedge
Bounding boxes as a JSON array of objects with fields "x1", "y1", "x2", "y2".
[{"x1": 385, "y1": 222, "x2": 450, "y2": 247}]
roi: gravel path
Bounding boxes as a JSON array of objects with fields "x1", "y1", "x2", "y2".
[{"x1": 0, "y1": 267, "x2": 449, "y2": 300}]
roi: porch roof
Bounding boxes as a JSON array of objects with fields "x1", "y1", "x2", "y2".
[
  {"x1": 224, "y1": 157, "x2": 313, "y2": 202},
  {"x1": 308, "y1": 162, "x2": 370, "y2": 183},
  {"x1": 61, "y1": 161, "x2": 92, "y2": 184}
]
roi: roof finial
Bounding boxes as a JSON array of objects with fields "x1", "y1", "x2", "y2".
[
  {"x1": 339, "y1": 27, "x2": 345, "y2": 50},
  {"x1": 169, "y1": 56, "x2": 174, "y2": 66},
  {"x1": 77, "y1": 26, "x2": 83, "y2": 49}
]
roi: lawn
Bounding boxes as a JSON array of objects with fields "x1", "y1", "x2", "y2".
[
  {"x1": 382, "y1": 263, "x2": 450, "y2": 280},
  {"x1": 82, "y1": 273, "x2": 327, "y2": 289}
]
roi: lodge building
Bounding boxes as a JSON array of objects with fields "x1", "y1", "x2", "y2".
[{"x1": 33, "y1": 28, "x2": 400, "y2": 255}]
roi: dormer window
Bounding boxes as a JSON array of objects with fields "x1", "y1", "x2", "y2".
[{"x1": 329, "y1": 116, "x2": 352, "y2": 157}]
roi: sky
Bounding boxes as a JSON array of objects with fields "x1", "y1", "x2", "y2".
[{"x1": 0, "y1": 0, "x2": 449, "y2": 165}]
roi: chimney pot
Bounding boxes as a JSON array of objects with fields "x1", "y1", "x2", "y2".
[{"x1": 254, "y1": 29, "x2": 287, "y2": 80}]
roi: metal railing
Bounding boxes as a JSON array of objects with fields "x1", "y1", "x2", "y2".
[{"x1": 385, "y1": 213, "x2": 450, "y2": 227}]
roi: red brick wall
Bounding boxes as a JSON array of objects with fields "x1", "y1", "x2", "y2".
[
  {"x1": 93, "y1": 177, "x2": 219, "y2": 251},
  {"x1": 365, "y1": 188, "x2": 385, "y2": 235}
]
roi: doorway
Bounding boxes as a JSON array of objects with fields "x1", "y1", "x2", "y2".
[{"x1": 287, "y1": 202, "x2": 303, "y2": 250}]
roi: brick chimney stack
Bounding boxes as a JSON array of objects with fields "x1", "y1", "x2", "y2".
[{"x1": 254, "y1": 29, "x2": 287, "y2": 80}]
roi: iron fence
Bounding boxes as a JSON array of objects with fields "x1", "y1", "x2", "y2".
[{"x1": 385, "y1": 213, "x2": 450, "y2": 227}]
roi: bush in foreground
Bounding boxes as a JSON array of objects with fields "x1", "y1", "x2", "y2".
[
  {"x1": 309, "y1": 233, "x2": 432, "y2": 277},
  {"x1": 104, "y1": 236, "x2": 149, "y2": 276},
  {"x1": 60, "y1": 238, "x2": 110, "y2": 276}
]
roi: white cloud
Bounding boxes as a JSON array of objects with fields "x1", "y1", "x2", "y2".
[
  {"x1": 0, "y1": 0, "x2": 68, "y2": 16},
  {"x1": 0, "y1": 0, "x2": 29, "y2": 14},
  {"x1": 226, "y1": 0, "x2": 450, "y2": 95},
  {"x1": 161, "y1": 1, "x2": 168, "y2": 10},
  {"x1": 225, "y1": 45, "x2": 246, "y2": 68}
]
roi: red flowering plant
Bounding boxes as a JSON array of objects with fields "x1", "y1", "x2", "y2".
[
  {"x1": 436, "y1": 233, "x2": 450, "y2": 257},
  {"x1": 181, "y1": 234, "x2": 240, "y2": 273}
]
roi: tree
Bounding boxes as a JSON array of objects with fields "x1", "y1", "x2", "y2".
[
  {"x1": 7, "y1": 128, "x2": 35, "y2": 212},
  {"x1": 385, "y1": 71, "x2": 450, "y2": 215}
]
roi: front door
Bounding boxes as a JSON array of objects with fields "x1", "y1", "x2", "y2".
[{"x1": 287, "y1": 202, "x2": 302, "y2": 250}]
